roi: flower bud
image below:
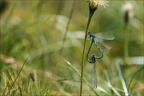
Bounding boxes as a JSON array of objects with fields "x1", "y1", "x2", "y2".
[{"x1": 87, "y1": 0, "x2": 98, "y2": 11}]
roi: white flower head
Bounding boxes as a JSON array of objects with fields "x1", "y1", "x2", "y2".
[
  {"x1": 122, "y1": 2, "x2": 134, "y2": 18},
  {"x1": 86, "y1": 0, "x2": 109, "y2": 8}
]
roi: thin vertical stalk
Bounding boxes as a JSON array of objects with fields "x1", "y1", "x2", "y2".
[
  {"x1": 80, "y1": 7, "x2": 95, "y2": 95},
  {"x1": 124, "y1": 25, "x2": 129, "y2": 63},
  {"x1": 47, "y1": 0, "x2": 76, "y2": 95},
  {"x1": 60, "y1": 0, "x2": 76, "y2": 55},
  {"x1": 123, "y1": 3, "x2": 132, "y2": 63}
]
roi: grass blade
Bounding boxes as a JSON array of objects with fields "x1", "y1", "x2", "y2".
[
  {"x1": 63, "y1": 57, "x2": 110, "y2": 95},
  {"x1": 104, "y1": 70, "x2": 121, "y2": 96},
  {"x1": 5, "y1": 58, "x2": 28, "y2": 96},
  {"x1": 128, "y1": 66, "x2": 144, "y2": 95},
  {"x1": 116, "y1": 63, "x2": 129, "y2": 96}
]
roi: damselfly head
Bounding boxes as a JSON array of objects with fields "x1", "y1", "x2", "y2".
[
  {"x1": 88, "y1": 32, "x2": 91, "y2": 36},
  {"x1": 87, "y1": 32, "x2": 95, "y2": 41}
]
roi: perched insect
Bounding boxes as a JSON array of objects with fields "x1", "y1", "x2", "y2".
[
  {"x1": 87, "y1": 32, "x2": 115, "y2": 50},
  {"x1": 87, "y1": 32, "x2": 114, "y2": 88},
  {"x1": 91, "y1": 56, "x2": 97, "y2": 88}
]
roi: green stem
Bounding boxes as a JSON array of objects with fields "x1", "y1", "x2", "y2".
[
  {"x1": 80, "y1": 9, "x2": 95, "y2": 96},
  {"x1": 60, "y1": 0, "x2": 76, "y2": 55},
  {"x1": 124, "y1": 25, "x2": 129, "y2": 63}
]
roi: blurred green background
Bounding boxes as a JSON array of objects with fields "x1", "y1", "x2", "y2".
[{"x1": 0, "y1": 0, "x2": 143, "y2": 95}]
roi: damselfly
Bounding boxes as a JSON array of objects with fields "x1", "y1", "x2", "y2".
[
  {"x1": 87, "y1": 32, "x2": 114, "y2": 88},
  {"x1": 87, "y1": 32, "x2": 115, "y2": 50},
  {"x1": 91, "y1": 57, "x2": 97, "y2": 88}
]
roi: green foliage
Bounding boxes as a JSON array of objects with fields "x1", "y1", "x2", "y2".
[{"x1": 0, "y1": 0, "x2": 143, "y2": 95}]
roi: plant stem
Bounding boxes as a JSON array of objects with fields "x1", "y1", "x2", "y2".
[
  {"x1": 60, "y1": 0, "x2": 76, "y2": 55},
  {"x1": 47, "y1": 0, "x2": 76, "y2": 95},
  {"x1": 5, "y1": 58, "x2": 28, "y2": 96},
  {"x1": 80, "y1": 8, "x2": 95, "y2": 96},
  {"x1": 63, "y1": 58, "x2": 99, "y2": 95},
  {"x1": 124, "y1": 25, "x2": 129, "y2": 63}
]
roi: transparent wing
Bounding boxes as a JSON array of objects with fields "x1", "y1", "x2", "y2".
[
  {"x1": 91, "y1": 62, "x2": 97, "y2": 88},
  {"x1": 95, "y1": 33, "x2": 115, "y2": 40},
  {"x1": 94, "y1": 32, "x2": 114, "y2": 50},
  {"x1": 98, "y1": 39, "x2": 112, "y2": 50}
]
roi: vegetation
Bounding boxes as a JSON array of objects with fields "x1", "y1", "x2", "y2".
[{"x1": 0, "y1": 0, "x2": 143, "y2": 95}]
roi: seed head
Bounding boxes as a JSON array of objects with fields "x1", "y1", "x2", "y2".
[
  {"x1": 122, "y1": 2, "x2": 134, "y2": 24},
  {"x1": 86, "y1": 0, "x2": 109, "y2": 10}
]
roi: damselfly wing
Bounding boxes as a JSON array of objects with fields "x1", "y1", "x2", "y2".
[{"x1": 88, "y1": 32, "x2": 115, "y2": 50}]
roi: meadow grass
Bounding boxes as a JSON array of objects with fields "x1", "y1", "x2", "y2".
[{"x1": 0, "y1": 0, "x2": 143, "y2": 95}]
